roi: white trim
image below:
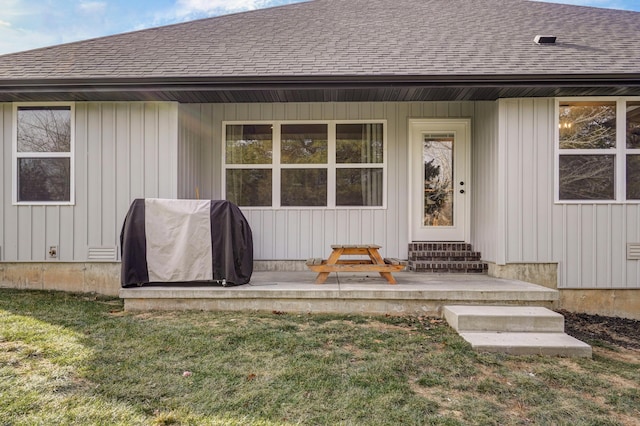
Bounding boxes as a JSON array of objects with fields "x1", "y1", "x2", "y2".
[
  {"x1": 12, "y1": 102, "x2": 75, "y2": 206},
  {"x1": 408, "y1": 118, "x2": 471, "y2": 242},
  {"x1": 327, "y1": 122, "x2": 337, "y2": 209},
  {"x1": 555, "y1": 96, "x2": 640, "y2": 204},
  {"x1": 222, "y1": 120, "x2": 387, "y2": 210}
]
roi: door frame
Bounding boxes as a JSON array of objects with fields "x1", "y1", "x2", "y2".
[{"x1": 408, "y1": 118, "x2": 471, "y2": 242}]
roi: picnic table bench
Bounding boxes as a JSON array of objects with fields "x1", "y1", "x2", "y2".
[{"x1": 306, "y1": 244, "x2": 407, "y2": 284}]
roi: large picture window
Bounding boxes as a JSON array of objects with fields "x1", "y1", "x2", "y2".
[
  {"x1": 224, "y1": 121, "x2": 386, "y2": 208},
  {"x1": 13, "y1": 104, "x2": 74, "y2": 204},
  {"x1": 556, "y1": 99, "x2": 640, "y2": 203}
]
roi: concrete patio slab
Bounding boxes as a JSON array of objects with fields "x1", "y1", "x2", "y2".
[{"x1": 120, "y1": 271, "x2": 559, "y2": 315}]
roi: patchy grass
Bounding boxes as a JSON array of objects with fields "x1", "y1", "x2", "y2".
[{"x1": 1, "y1": 289, "x2": 639, "y2": 425}]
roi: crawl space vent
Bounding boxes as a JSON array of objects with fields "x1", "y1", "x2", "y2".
[
  {"x1": 627, "y1": 243, "x2": 640, "y2": 260},
  {"x1": 88, "y1": 247, "x2": 117, "y2": 261}
]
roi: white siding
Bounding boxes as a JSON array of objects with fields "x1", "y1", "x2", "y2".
[
  {"x1": 1, "y1": 105, "x2": 11, "y2": 260},
  {"x1": 471, "y1": 101, "x2": 499, "y2": 263},
  {"x1": 497, "y1": 98, "x2": 640, "y2": 289},
  {"x1": 180, "y1": 102, "x2": 476, "y2": 260},
  {"x1": 0, "y1": 102, "x2": 178, "y2": 262},
  {"x1": 178, "y1": 104, "x2": 204, "y2": 199}
]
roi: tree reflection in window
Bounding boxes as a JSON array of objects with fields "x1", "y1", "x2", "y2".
[
  {"x1": 16, "y1": 106, "x2": 72, "y2": 203},
  {"x1": 281, "y1": 169, "x2": 327, "y2": 206},
  {"x1": 423, "y1": 135, "x2": 453, "y2": 226},
  {"x1": 224, "y1": 122, "x2": 385, "y2": 207},
  {"x1": 336, "y1": 124, "x2": 383, "y2": 164},
  {"x1": 626, "y1": 155, "x2": 640, "y2": 200},
  {"x1": 336, "y1": 168, "x2": 383, "y2": 206},
  {"x1": 226, "y1": 169, "x2": 272, "y2": 207},
  {"x1": 559, "y1": 155, "x2": 615, "y2": 200},
  {"x1": 225, "y1": 125, "x2": 272, "y2": 164},
  {"x1": 627, "y1": 102, "x2": 640, "y2": 149},
  {"x1": 559, "y1": 103, "x2": 616, "y2": 150},
  {"x1": 17, "y1": 107, "x2": 71, "y2": 153},
  {"x1": 281, "y1": 124, "x2": 327, "y2": 164}
]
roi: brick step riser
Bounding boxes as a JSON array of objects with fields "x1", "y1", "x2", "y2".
[
  {"x1": 409, "y1": 243, "x2": 472, "y2": 252},
  {"x1": 408, "y1": 242, "x2": 486, "y2": 273},
  {"x1": 409, "y1": 261, "x2": 488, "y2": 268},
  {"x1": 409, "y1": 264, "x2": 488, "y2": 274},
  {"x1": 410, "y1": 251, "x2": 481, "y2": 257},
  {"x1": 410, "y1": 255, "x2": 482, "y2": 262},
  {"x1": 410, "y1": 268, "x2": 487, "y2": 274}
]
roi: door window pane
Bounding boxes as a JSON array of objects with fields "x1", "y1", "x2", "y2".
[
  {"x1": 336, "y1": 168, "x2": 383, "y2": 206},
  {"x1": 423, "y1": 135, "x2": 453, "y2": 226},
  {"x1": 18, "y1": 158, "x2": 71, "y2": 202},
  {"x1": 226, "y1": 169, "x2": 272, "y2": 206},
  {"x1": 627, "y1": 102, "x2": 640, "y2": 149},
  {"x1": 559, "y1": 155, "x2": 615, "y2": 200},
  {"x1": 225, "y1": 125, "x2": 272, "y2": 164},
  {"x1": 281, "y1": 169, "x2": 327, "y2": 206},
  {"x1": 559, "y1": 103, "x2": 616, "y2": 149},
  {"x1": 336, "y1": 123, "x2": 383, "y2": 164},
  {"x1": 281, "y1": 124, "x2": 327, "y2": 164}
]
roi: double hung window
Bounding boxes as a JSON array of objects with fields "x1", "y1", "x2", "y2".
[
  {"x1": 224, "y1": 121, "x2": 386, "y2": 208},
  {"x1": 556, "y1": 99, "x2": 640, "y2": 202},
  {"x1": 13, "y1": 103, "x2": 74, "y2": 204}
]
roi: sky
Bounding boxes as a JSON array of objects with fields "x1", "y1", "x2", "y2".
[{"x1": 0, "y1": 0, "x2": 639, "y2": 56}]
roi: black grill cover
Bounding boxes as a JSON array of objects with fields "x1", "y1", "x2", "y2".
[{"x1": 120, "y1": 199, "x2": 253, "y2": 287}]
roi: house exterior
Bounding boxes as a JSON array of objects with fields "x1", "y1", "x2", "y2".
[{"x1": 0, "y1": 0, "x2": 639, "y2": 318}]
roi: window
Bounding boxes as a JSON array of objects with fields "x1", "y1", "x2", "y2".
[
  {"x1": 13, "y1": 104, "x2": 74, "y2": 204},
  {"x1": 335, "y1": 124, "x2": 384, "y2": 206},
  {"x1": 556, "y1": 99, "x2": 640, "y2": 203},
  {"x1": 224, "y1": 121, "x2": 386, "y2": 208}
]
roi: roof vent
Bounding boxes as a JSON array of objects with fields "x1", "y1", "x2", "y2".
[{"x1": 534, "y1": 35, "x2": 557, "y2": 44}]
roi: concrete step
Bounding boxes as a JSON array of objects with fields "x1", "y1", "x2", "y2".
[
  {"x1": 443, "y1": 305, "x2": 565, "y2": 333},
  {"x1": 458, "y1": 332, "x2": 593, "y2": 357}
]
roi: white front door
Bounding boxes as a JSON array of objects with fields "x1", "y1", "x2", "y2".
[{"x1": 409, "y1": 119, "x2": 470, "y2": 241}]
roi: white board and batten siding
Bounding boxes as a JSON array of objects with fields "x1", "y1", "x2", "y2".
[
  {"x1": 5, "y1": 98, "x2": 633, "y2": 291},
  {"x1": 179, "y1": 102, "x2": 477, "y2": 261},
  {"x1": 470, "y1": 101, "x2": 500, "y2": 266},
  {"x1": 489, "y1": 98, "x2": 640, "y2": 290},
  {"x1": 0, "y1": 102, "x2": 178, "y2": 262}
]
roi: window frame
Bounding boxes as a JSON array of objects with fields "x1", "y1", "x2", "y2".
[
  {"x1": 555, "y1": 97, "x2": 640, "y2": 204},
  {"x1": 12, "y1": 102, "x2": 75, "y2": 206},
  {"x1": 222, "y1": 120, "x2": 388, "y2": 209}
]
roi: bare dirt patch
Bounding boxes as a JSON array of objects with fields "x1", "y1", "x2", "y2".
[{"x1": 559, "y1": 310, "x2": 640, "y2": 351}]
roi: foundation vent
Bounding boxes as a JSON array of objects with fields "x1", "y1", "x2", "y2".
[
  {"x1": 627, "y1": 243, "x2": 640, "y2": 260},
  {"x1": 88, "y1": 247, "x2": 117, "y2": 261}
]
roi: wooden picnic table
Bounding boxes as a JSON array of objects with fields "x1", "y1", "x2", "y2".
[{"x1": 306, "y1": 244, "x2": 406, "y2": 284}]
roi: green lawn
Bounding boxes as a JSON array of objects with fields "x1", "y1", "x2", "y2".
[{"x1": 1, "y1": 289, "x2": 638, "y2": 425}]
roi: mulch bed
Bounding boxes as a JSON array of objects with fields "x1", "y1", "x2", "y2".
[{"x1": 559, "y1": 310, "x2": 640, "y2": 350}]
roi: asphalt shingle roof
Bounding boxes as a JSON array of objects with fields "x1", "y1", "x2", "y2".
[
  {"x1": 1, "y1": 0, "x2": 639, "y2": 80},
  {"x1": 0, "y1": 0, "x2": 638, "y2": 102}
]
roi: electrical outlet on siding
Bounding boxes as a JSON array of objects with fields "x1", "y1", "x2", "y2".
[{"x1": 48, "y1": 246, "x2": 58, "y2": 259}]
